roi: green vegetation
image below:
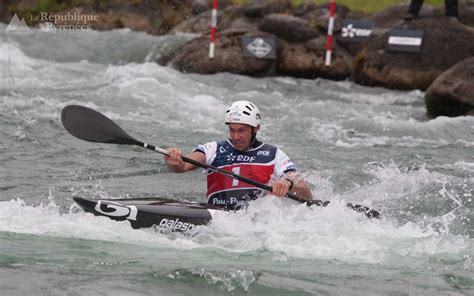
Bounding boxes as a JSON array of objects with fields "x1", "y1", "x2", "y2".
[
  {"x1": 302, "y1": 0, "x2": 444, "y2": 13},
  {"x1": 235, "y1": 0, "x2": 445, "y2": 14}
]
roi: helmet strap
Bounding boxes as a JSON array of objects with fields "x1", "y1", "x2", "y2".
[{"x1": 250, "y1": 127, "x2": 257, "y2": 148}]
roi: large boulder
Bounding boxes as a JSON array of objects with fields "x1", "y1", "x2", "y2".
[
  {"x1": 189, "y1": 0, "x2": 209, "y2": 15},
  {"x1": 293, "y1": 2, "x2": 350, "y2": 19},
  {"x1": 147, "y1": 35, "x2": 199, "y2": 66},
  {"x1": 459, "y1": 2, "x2": 474, "y2": 27},
  {"x1": 293, "y1": 2, "x2": 320, "y2": 17},
  {"x1": 170, "y1": 10, "x2": 211, "y2": 34},
  {"x1": 319, "y1": 3, "x2": 351, "y2": 19},
  {"x1": 278, "y1": 37, "x2": 352, "y2": 80},
  {"x1": 352, "y1": 17, "x2": 474, "y2": 90},
  {"x1": 425, "y1": 57, "x2": 474, "y2": 118},
  {"x1": 227, "y1": 16, "x2": 259, "y2": 32},
  {"x1": 300, "y1": 7, "x2": 344, "y2": 33},
  {"x1": 258, "y1": 13, "x2": 319, "y2": 42},
  {"x1": 171, "y1": 30, "x2": 276, "y2": 75},
  {"x1": 242, "y1": 0, "x2": 291, "y2": 19}
]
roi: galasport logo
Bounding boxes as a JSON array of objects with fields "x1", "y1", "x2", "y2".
[
  {"x1": 157, "y1": 218, "x2": 196, "y2": 231},
  {"x1": 94, "y1": 200, "x2": 137, "y2": 220},
  {"x1": 94, "y1": 201, "x2": 196, "y2": 231}
]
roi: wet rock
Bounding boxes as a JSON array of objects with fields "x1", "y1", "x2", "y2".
[
  {"x1": 147, "y1": 35, "x2": 198, "y2": 66},
  {"x1": 459, "y1": 2, "x2": 474, "y2": 27},
  {"x1": 425, "y1": 57, "x2": 474, "y2": 118},
  {"x1": 190, "y1": 0, "x2": 209, "y2": 15},
  {"x1": 258, "y1": 13, "x2": 319, "y2": 42},
  {"x1": 300, "y1": 7, "x2": 343, "y2": 33},
  {"x1": 171, "y1": 5, "x2": 246, "y2": 34},
  {"x1": 293, "y1": 2, "x2": 350, "y2": 19},
  {"x1": 352, "y1": 17, "x2": 474, "y2": 90},
  {"x1": 171, "y1": 30, "x2": 276, "y2": 75},
  {"x1": 242, "y1": 0, "x2": 291, "y2": 19},
  {"x1": 227, "y1": 16, "x2": 259, "y2": 32},
  {"x1": 170, "y1": 10, "x2": 212, "y2": 34},
  {"x1": 319, "y1": 3, "x2": 351, "y2": 19},
  {"x1": 278, "y1": 37, "x2": 352, "y2": 80},
  {"x1": 346, "y1": 10, "x2": 370, "y2": 20},
  {"x1": 293, "y1": 3, "x2": 320, "y2": 17}
]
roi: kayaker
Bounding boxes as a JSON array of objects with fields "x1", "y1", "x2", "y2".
[{"x1": 164, "y1": 100, "x2": 313, "y2": 209}]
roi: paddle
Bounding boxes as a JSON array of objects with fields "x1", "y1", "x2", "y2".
[{"x1": 61, "y1": 105, "x2": 381, "y2": 219}]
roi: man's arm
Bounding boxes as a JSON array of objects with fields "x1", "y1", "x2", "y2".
[
  {"x1": 164, "y1": 147, "x2": 206, "y2": 173},
  {"x1": 284, "y1": 172, "x2": 313, "y2": 201},
  {"x1": 272, "y1": 172, "x2": 313, "y2": 201},
  {"x1": 272, "y1": 149, "x2": 313, "y2": 201}
]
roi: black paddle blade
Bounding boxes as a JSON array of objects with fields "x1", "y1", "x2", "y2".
[
  {"x1": 347, "y1": 203, "x2": 381, "y2": 219},
  {"x1": 307, "y1": 200, "x2": 381, "y2": 219},
  {"x1": 61, "y1": 105, "x2": 137, "y2": 145}
]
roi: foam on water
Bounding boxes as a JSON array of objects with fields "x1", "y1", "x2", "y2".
[
  {"x1": 451, "y1": 161, "x2": 474, "y2": 173},
  {"x1": 0, "y1": 198, "x2": 203, "y2": 249},
  {"x1": 0, "y1": 41, "x2": 35, "y2": 69},
  {"x1": 0, "y1": 192, "x2": 471, "y2": 267},
  {"x1": 100, "y1": 62, "x2": 227, "y2": 131},
  {"x1": 305, "y1": 106, "x2": 474, "y2": 148},
  {"x1": 0, "y1": 45, "x2": 227, "y2": 133}
]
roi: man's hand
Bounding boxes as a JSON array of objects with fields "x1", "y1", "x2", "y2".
[
  {"x1": 164, "y1": 147, "x2": 183, "y2": 166},
  {"x1": 272, "y1": 179, "x2": 292, "y2": 197}
]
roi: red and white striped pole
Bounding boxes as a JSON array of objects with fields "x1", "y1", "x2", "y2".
[
  {"x1": 325, "y1": 0, "x2": 336, "y2": 66},
  {"x1": 209, "y1": 0, "x2": 218, "y2": 59}
]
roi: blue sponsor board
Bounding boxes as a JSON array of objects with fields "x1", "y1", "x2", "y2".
[
  {"x1": 340, "y1": 19, "x2": 374, "y2": 43},
  {"x1": 387, "y1": 29, "x2": 424, "y2": 53},
  {"x1": 242, "y1": 36, "x2": 276, "y2": 59}
]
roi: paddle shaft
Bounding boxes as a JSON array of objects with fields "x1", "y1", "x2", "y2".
[{"x1": 139, "y1": 142, "x2": 378, "y2": 216}]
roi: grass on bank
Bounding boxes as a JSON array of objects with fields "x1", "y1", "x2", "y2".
[{"x1": 234, "y1": 0, "x2": 445, "y2": 14}]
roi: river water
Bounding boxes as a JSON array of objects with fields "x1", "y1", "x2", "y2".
[{"x1": 1, "y1": 25, "x2": 473, "y2": 295}]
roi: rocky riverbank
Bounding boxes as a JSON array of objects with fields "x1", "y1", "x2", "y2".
[{"x1": 1, "y1": 0, "x2": 473, "y2": 117}]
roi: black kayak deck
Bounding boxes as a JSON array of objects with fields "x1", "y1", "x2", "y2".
[{"x1": 73, "y1": 196, "x2": 224, "y2": 231}]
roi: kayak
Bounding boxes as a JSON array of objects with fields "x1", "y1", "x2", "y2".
[
  {"x1": 73, "y1": 196, "x2": 225, "y2": 232},
  {"x1": 74, "y1": 194, "x2": 381, "y2": 231}
]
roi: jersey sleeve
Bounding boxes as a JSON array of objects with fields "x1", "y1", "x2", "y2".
[
  {"x1": 193, "y1": 141, "x2": 217, "y2": 165},
  {"x1": 273, "y1": 148, "x2": 297, "y2": 179}
]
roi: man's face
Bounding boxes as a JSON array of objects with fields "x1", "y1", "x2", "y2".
[{"x1": 228, "y1": 123, "x2": 258, "y2": 151}]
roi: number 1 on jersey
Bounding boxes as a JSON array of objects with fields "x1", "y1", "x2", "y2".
[{"x1": 231, "y1": 167, "x2": 240, "y2": 186}]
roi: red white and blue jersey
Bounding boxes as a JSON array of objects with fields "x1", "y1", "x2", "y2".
[{"x1": 194, "y1": 139, "x2": 296, "y2": 209}]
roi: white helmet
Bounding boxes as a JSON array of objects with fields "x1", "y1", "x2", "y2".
[{"x1": 225, "y1": 100, "x2": 261, "y2": 127}]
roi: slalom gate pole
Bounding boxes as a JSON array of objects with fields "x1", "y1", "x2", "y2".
[
  {"x1": 325, "y1": 0, "x2": 336, "y2": 66},
  {"x1": 209, "y1": 0, "x2": 218, "y2": 59}
]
